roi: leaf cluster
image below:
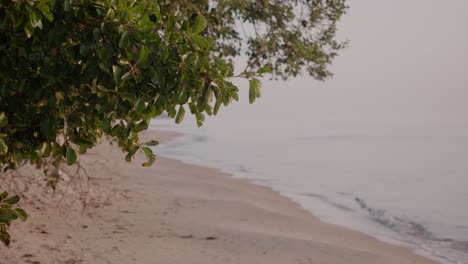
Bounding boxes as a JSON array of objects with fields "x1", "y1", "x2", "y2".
[
  {"x1": 0, "y1": 0, "x2": 346, "y2": 245},
  {"x1": 159, "y1": 0, "x2": 348, "y2": 80},
  {"x1": 0, "y1": 0, "x2": 347, "y2": 172},
  {"x1": 0, "y1": 192, "x2": 28, "y2": 246},
  {"x1": 0, "y1": 0, "x2": 239, "y2": 171}
]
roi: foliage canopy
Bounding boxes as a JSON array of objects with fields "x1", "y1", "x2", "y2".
[{"x1": 0, "y1": 0, "x2": 347, "y2": 245}]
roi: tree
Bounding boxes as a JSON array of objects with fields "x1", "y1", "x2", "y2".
[{"x1": 0, "y1": 0, "x2": 347, "y2": 245}]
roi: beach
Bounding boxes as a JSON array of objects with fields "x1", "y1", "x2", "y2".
[{"x1": 0, "y1": 130, "x2": 437, "y2": 264}]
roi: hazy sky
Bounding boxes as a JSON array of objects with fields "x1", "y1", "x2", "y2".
[
  {"x1": 232, "y1": 0, "x2": 468, "y2": 137},
  {"x1": 318, "y1": 0, "x2": 468, "y2": 131},
  {"x1": 178, "y1": 1, "x2": 468, "y2": 139}
]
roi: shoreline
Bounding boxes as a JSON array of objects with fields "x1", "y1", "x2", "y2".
[
  {"x1": 157, "y1": 130, "x2": 455, "y2": 264},
  {"x1": 0, "y1": 130, "x2": 438, "y2": 263}
]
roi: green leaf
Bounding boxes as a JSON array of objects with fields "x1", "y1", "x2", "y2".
[
  {"x1": 166, "y1": 106, "x2": 176, "y2": 118},
  {"x1": 136, "y1": 46, "x2": 149, "y2": 67},
  {"x1": 204, "y1": 104, "x2": 213, "y2": 116},
  {"x1": 112, "y1": 65, "x2": 123, "y2": 84},
  {"x1": 125, "y1": 146, "x2": 139, "y2": 162},
  {"x1": 165, "y1": 15, "x2": 176, "y2": 35},
  {"x1": 228, "y1": 90, "x2": 239, "y2": 101},
  {"x1": 145, "y1": 140, "x2": 159, "y2": 146},
  {"x1": 0, "y1": 113, "x2": 8, "y2": 127},
  {"x1": 0, "y1": 208, "x2": 14, "y2": 222},
  {"x1": 0, "y1": 232, "x2": 10, "y2": 246},
  {"x1": 66, "y1": 146, "x2": 77, "y2": 166},
  {"x1": 4, "y1": 195, "x2": 20, "y2": 205},
  {"x1": 151, "y1": 4, "x2": 162, "y2": 22},
  {"x1": 195, "y1": 112, "x2": 204, "y2": 127},
  {"x1": 257, "y1": 66, "x2": 271, "y2": 74},
  {"x1": 24, "y1": 22, "x2": 34, "y2": 38},
  {"x1": 78, "y1": 144, "x2": 88, "y2": 155},
  {"x1": 120, "y1": 91, "x2": 137, "y2": 103},
  {"x1": 99, "y1": 63, "x2": 111, "y2": 75},
  {"x1": 43, "y1": 143, "x2": 52, "y2": 157},
  {"x1": 0, "y1": 192, "x2": 7, "y2": 201},
  {"x1": 213, "y1": 99, "x2": 222, "y2": 115},
  {"x1": 254, "y1": 78, "x2": 262, "y2": 97},
  {"x1": 192, "y1": 35, "x2": 210, "y2": 49},
  {"x1": 142, "y1": 147, "x2": 155, "y2": 167},
  {"x1": 119, "y1": 30, "x2": 129, "y2": 48},
  {"x1": 248, "y1": 78, "x2": 262, "y2": 104},
  {"x1": 191, "y1": 15, "x2": 207, "y2": 34},
  {"x1": 37, "y1": 2, "x2": 54, "y2": 21},
  {"x1": 102, "y1": 117, "x2": 112, "y2": 134},
  {"x1": 205, "y1": 87, "x2": 214, "y2": 104},
  {"x1": 14, "y1": 208, "x2": 27, "y2": 221},
  {"x1": 121, "y1": 71, "x2": 132, "y2": 81},
  {"x1": 175, "y1": 105, "x2": 185, "y2": 124},
  {"x1": 30, "y1": 11, "x2": 43, "y2": 29},
  {"x1": 69, "y1": 135, "x2": 93, "y2": 148},
  {"x1": 0, "y1": 139, "x2": 8, "y2": 156},
  {"x1": 135, "y1": 98, "x2": 145, "y2": 112},
  {"x1": 134, "y1": 120, "x2": 148, "y2": 132}
]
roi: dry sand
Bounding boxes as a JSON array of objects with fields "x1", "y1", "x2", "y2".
[{"x1": 0, "y1": 130, "x2": 438, "y2": 264}]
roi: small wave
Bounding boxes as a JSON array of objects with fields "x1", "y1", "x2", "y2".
[
  {"x1": 238, "y1": 165, "x2": 250, "y2": 174},
  {"x1": 355, "y1": 197, "x2": 432, "y2": 237},
  {"x1": 355, "y1": 197, "x2": 468, "y2": 264},
  {"x1": 300, "y1": 192, "x2": 355, "y2": 212},
  {"x1": 337, "y1": 191, "x2": 352, "y2": 196}
]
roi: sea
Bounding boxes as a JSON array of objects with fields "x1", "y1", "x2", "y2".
[
  {"x1": 151, "y1": 1, "x2": 468, "y2": 263},
  {"x1": 151, "y1": 84, "x2": 468, "y2": 264}
]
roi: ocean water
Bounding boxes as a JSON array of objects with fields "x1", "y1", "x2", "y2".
[
  {"x1": 152, "y1": 103, "x2": 468, "y2": 264},
  {"x1": 151, "y1": 1, "x2": 468, "y2": 262}
]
